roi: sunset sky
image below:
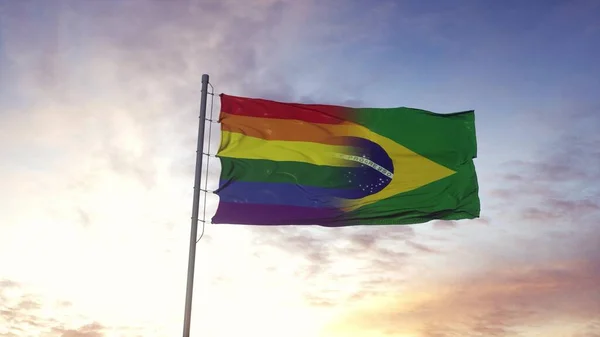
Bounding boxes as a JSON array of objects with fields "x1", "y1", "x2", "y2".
[{"x1": 1, "y1": 0, "x2": 600, "y2": 336}]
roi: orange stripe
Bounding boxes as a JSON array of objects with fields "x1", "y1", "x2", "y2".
[{"x1": 220, "y1": 112, "x2": 352, "y2": 144}]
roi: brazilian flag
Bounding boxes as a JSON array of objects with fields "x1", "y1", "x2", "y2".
[{"x1": 212, "y1": 94, "x2": 479, "y2": 226}]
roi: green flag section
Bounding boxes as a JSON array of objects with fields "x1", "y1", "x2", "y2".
[{"x1": 212, "y1": 93, "x2": 479, "y2": 226}]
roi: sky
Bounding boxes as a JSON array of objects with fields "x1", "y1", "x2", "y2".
[{"x1": 1, "y1": 0, "x2": 599, "y2": 336}]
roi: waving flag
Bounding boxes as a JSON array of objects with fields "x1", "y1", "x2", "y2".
[{"x1": 212, "y1": 94, "x2": 479, "y2": 226}]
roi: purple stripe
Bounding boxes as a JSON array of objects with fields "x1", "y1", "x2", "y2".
[{"x1": 211, "y1": 202, "x2": 344, "y2": 225}]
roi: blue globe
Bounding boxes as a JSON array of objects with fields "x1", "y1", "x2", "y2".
[{"x1": 331, "y1": 136, "x2": 394, "y2": 199}]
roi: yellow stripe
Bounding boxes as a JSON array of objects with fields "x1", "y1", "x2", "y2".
[{"x1": 218, "y1": 131, "x2": 352, "y2": 167}]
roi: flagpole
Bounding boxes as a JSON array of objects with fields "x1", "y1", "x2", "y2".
[{"x1": 183, "y1": 73, "x2": 209, "y2": 337}]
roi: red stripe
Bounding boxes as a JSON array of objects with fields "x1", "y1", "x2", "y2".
[{"x1": 220, "y1": 94, "x2": 349, "y2": 125}]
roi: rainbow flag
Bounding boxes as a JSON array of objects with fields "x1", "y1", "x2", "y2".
[{"x1": 212, "y1": 94, "x2": 479, "y2": 226}]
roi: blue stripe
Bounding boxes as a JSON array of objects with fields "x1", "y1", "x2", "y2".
[{"x1": 215, "y1": 181, "x2": 363, "y2": 208}]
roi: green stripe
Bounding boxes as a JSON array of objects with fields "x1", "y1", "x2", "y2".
[
  {"x1": 352, "y1": 108, "x2": 476, "y2": 169},
  {"x1": 219, "y1": 157, "x2": 353, "y2": 189}
]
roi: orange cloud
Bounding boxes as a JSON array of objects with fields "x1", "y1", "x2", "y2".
[
  {"x1": 322, "y1": 253, "x2": 600, "y2": 336},
  {"x1": 0, "y1": 280, "x2": 109, "y2": 337}
]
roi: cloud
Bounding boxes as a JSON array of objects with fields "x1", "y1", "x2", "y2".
[
  {"x1": 0, "y1": 280, "x2": 110, "y2": 337},
  {"x1": 243, "y1": 224, "x2": 430, "y2": 310},
  {"x1": 52, "y1": 323, "x2": 105, "y2": 337},
  {"x1": 332, "y1": 255, "x2": 600, "y2": 335},
  {"x1": 0, "y1": 279, "x2": 18, "y2": 289},
  {"x1": 574, "y1": 320, "x2": 600, "y2": 337},
  {"x1": 431, "y1": 220, "x2": 459, "y2": 230},
  {"x1": 320, "y1": 212, "x2": 600, "y2": 336},
  {"x1": 431, "y1": 217, "x2": 490, "y2": 231},
  {"x1": 405, "y1": 240, "x2": 439, "y2": 254},
  {"x1": 250, "y1": 225, "x2": 416, "y2": 272},
  {"x1": 485, "y1": 102, "x2": 600, "y2": 230}
]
